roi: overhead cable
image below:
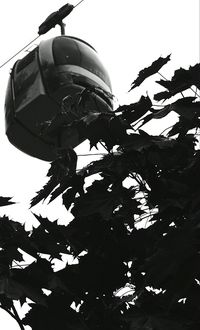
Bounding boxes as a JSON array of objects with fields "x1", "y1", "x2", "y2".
[{"x1": 0, "y1": 0, "x2": 86, "y2": 69}]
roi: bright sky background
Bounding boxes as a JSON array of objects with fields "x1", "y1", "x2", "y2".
[{"x1": 0, "y1": 0, "x2": 199, "y2": 328}]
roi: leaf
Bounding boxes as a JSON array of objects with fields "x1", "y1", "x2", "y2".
[
  {"x1": 23, "y1": 295, "x2": 87, "y2": 330},
  {"x1": 189, "y1": 63, "x2": 200, "y2": 89},
  {"x1": 120, "y1": 95, "x2": 152, "y2": 123},
  {"x1": 82, "y1": 112, "x2": 102, "y2": 125},
  {"x1": 49, "y1": 174, "x2": 84, "y2": 203},
  {"x1": 15, "y1": 259, "x2": 53, "y2": 289},
  {"x1": 69, "y1": 113, "x2": 109, "y2": 149},
  {"x1": 167, "y1": 116, "x2": 200, "y2": 137},
  {"x1": 170, "y1": 97, "x2": 200, "y2": 120},
  {"x1": 0, "y1": 294, "x2": 13, "y2": 310},
  {"x1": 30, "y1": 225, "x2": 68, "y2": 259},
  {"x1": 120, "y1": 133, "x2": 153, "y2": 152},
  {"x1": 31, "y1": 149, "x2": 77, "y2": 207},
  {"x1": 152, "y1": 97, "x2": 199, "y2": 120},
  {"x1": 0, "y1": 197, "x2": 14, "y2": 207},
  {"x1": 129, "y1": 314, "x2": 186, "y2": 330},
  {"x1": 67, "y1": 109, "x2": 129, "y2": 150},
  {"x1": 0, "y1": 278, "x2": 24, "y2": 300},
  {"x1": 58, "y1": 253, "x2": 127, "y2": 294},
  {"x1": 129, "y1": 54, "x2": 171, "y2": 91},
  {"x1": 32, "y1": 214, "x2": 68, "y2": 244},
  {"x1": 4, "y1": 246, "x2": 24, "y2": 263},
  {"x1": 137, "y1": 113, "x2": 154, "y2": 129},
  {"x1": 155, "y1": 64, "x2": 200, "y2": 100},
  {"x1": 151, "y1": 136, "x2": 176, "y2": 149},
  {"x1": 151, "y1": 104, "x2": 172, "y2": 119},
  {"x1": 39, "y1": 96, "x2": 74, "y2": 137},
  {"x1": 0, "y1": 216, "x2": 41, "y2": 262},
  {"x1": 154, "y1": 90, "x2": 172, "y2": 101},
  {"x1": 143, "y1": 227, "x2": 197, "y2": 292},
  {"x1": 30, "y1": 176, "x2": 59, "y2": 208},
  {"x1": 62, "y1": 188, "x2": 77, "y2": 210},
  {"x1": 72, "y1": 189, "x2": 121, "y2": 220},
  {"x1": 0, "y1": 266, "x2": 46, "y2": 304},
  {"x1": 70, "y1": 177, "x2": 125, "y2": 220},
  {"x1": 79, "y1": 112, "x2": 127, "y2": 150},
  {"x1": 51, "y1": 148, "x2": 77, "y2": 177}
]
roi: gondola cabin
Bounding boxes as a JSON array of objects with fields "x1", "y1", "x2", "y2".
[{"x1": 5, "y1": 36, "x2": 112, "y2": 161}]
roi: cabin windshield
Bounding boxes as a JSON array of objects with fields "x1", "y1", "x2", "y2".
[{"x1": 52, "y1": 37, "x2": 111, "y2": 88}]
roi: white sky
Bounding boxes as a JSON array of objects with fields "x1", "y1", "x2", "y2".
[{"x1": 0, "y1": 0, "x2": 199, "y2": 328}]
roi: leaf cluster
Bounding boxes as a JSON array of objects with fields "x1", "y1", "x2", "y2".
[{"x1": 1, "y1": 58, "x2": 200, "y2": 329}]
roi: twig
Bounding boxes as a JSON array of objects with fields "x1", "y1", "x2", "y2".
[
  {"x1": 77, "y1": 153, "x2": 107, "y2": 157},
  {"x1": 158, "y1": 72, "x2": 200, "y2": 99},
  {"x1": 0, "y1": 304, "x2": 25, "y2": 330},
  {"x1": 135, "y1": 212, "x2": 157, "y2": 223},
  {"x1": 12, "y1": 262, "x2": 30, "y2": 269},
  {"x1": 159, "y1": 125, "x2": 174, "y2": 136},
  {"x1": 191, "y1": 86, "x2": 200, "y2": 98},
  {"x1": 158, "y1": 71, "x2": 168, "y2": 81},
  {"x1": 11, "y1": 302, "x2": 25, "y2": 330},
  {"x1": 99, "y1": 141, "x2": 110, "y2": 153},
  {"x1": 12, "y1": 260, "x2": 24, "y2": 270},
  {"x1": 0, "y1": 306, "x2": 16, "y2": 320}
]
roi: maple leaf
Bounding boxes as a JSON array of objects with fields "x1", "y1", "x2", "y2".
[
  {"x1": 30, "y1": 176, "x2": 59, "y2": 208},
  {"x1": 0, "y1": 197, "x2": 14, "y2": 207},
  {"x1": 151, "y1": 104, "x2": 172, "y2": 119},
  {"x1": 154, "y1": 90, "x2": 172, "y2": 101},
  {"x1": 30, "y1": 225, "x2": 68, "y2": 259},
  {"x1": 48, "y1": 148, "x2": 77, "y2": 178},
  {"x1": 62, "y1": 187, "x2": 77, "y2": 210},
  {"x1": 151, "y1": 97, "x2": 199, "y2": 120},
  {"x1": 119, "y1": 95, "x2": 152, "y2": 124},
  {"x1": 0, "y1": 265, "x2": 47, "y2": 305},
  {"x1": 129, "y1": 54, "x2": 171, "y2": 91},
  {"x1": 143, "y1": 226, "x2": 198, "y2": 298},
  {"x1": 0, "y1": 278, "x2": 24, "y2": 300},
  {"x1": 32, "y1": 214, "x2": 69, "y2": 245},
  {"x1": 80, "y1": 113, "x2": 113, "y2": 149},
  {"x1": 0, "y1": 294, "x2": 13, "y2": 310},
  {"x1": 23, "y1": 296, "x2": 87, "y2": 330},
  {"x1": 39, "y1": 96, "x2": 75, "y2": 138},
  {"x1": 49, "y1": 173, "x2": 84, "y2": 203},
  {"x1": 72, "y1": 112, "x2": 128, "y2": 150},
  {"x1": 72, "y1": 189, "x2": 121, "y2": 220},
  {"x1": 167, "y1": 116, "x2": 200, "y2": 137},
  {"x1": 0, "y1": 217, "x2": 40, "y2": 262},
  {"x1": 31, "y1": 149, "x2": 77, "y2": 207},
  {"x1": 170, "y1": 97, "x2": 200, "y2": 120},
  {"x1": 155, "y1": 64, "x2": 200, "y2": 100},
  {"x1": 129, "y1": 313, "x2": 186, "y2": 330}
]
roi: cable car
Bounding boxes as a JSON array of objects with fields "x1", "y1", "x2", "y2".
[{"x1": 5, "y1": 35, "x2": 112, "y2": 161}]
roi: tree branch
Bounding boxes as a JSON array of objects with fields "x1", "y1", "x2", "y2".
[
  {"x1": 11, "y1": 303, "x2": 25, "y2": 330},
  {"x1": 0, "y1": 304, "x2": 25, "y2": 330}
]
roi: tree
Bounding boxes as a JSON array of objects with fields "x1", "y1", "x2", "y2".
[{"x1": 0, "y1": 57, "x2": 200, "y2": 330}]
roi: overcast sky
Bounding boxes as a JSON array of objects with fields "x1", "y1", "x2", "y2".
[{"x1": 0, "y1": 0, "x2": 199, "y2": 328}]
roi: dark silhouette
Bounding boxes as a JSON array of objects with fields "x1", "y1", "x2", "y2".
[{"x1": 1, "y1": 58, "x2": 200, "y2": 330}]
